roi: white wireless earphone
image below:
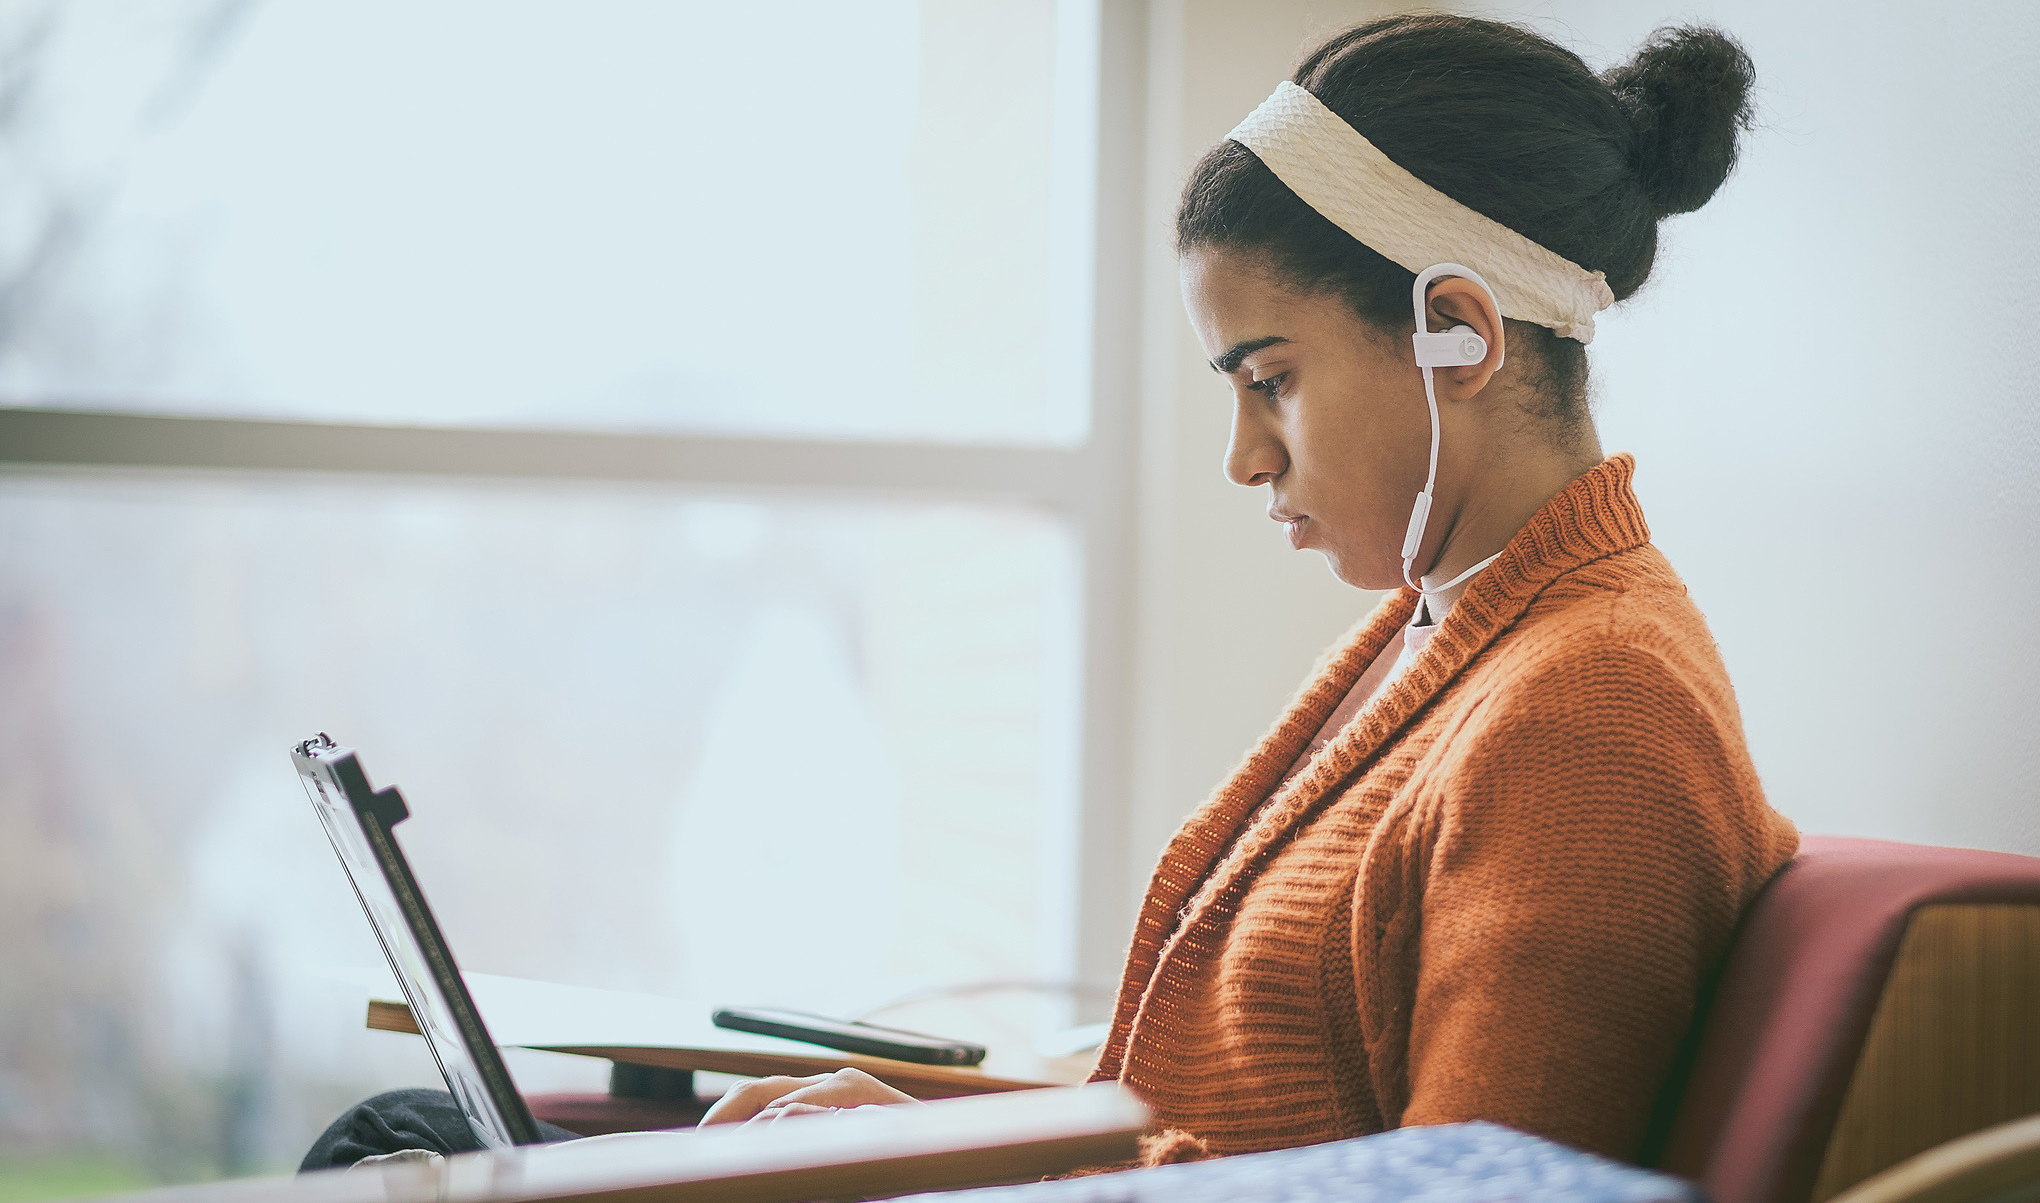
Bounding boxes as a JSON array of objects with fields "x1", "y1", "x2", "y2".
[{"x1": 1400, "y1": 262, "x2": 1505, "y2": 596}]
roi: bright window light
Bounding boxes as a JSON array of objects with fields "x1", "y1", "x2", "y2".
[{"x1": 0, "y1": 0, "x2": 1094, "y2": 444}]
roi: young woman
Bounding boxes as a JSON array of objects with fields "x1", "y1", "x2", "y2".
[
  {"x1": 695, "y1": 12, "x2": 1800, "y2": 1164},
  {"x1": 307, "y1": 12, "x2": 1798, "y2": 1172}
]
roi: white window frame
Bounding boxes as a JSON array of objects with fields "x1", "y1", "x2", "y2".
[{"x1": 0, "y1": 0, "x2": 1150, "y2": 1020}]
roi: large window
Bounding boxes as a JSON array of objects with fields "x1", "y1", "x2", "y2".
[
  {"x1": 2, "y1": 0, "x2": 1096, "y2": 444},
  {"x1": 0, "y1": 0, "x2": 1136, "y2": 1186}
]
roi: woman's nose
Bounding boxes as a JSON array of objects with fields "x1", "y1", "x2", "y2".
[{"x1": 1224, "y1": 397, "x2": 1286, "y2": 487}]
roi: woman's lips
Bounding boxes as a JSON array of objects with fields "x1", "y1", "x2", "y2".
[{"x1": 1271, "y1": 509, "x2": 1308, "y2": 548}]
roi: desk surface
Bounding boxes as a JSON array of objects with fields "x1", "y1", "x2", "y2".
[{"x1": 358, "y1": 971, "x2": 1068, "y2": 1098}]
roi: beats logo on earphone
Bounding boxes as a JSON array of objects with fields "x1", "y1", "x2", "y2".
[{"x1": 1411, "y1": 325, "x2": 1488, "y2": 367}]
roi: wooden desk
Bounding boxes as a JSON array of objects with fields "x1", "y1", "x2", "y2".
[{"x1": 361, "y1": 972, "x2": 1065, "y2": 1099}]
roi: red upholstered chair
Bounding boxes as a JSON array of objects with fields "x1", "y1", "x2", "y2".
[{"x1": 1653, "y1": 835, "x2": 2040, "y2": 1203}]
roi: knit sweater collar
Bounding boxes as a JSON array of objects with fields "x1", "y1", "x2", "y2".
[
  {"x1": 1267, "y1": 449, "x2": 1645, "y2": 794},
  {"x1": 1100, "y1": 454, "x2": 1653, "y2": 1075},
  {"x1": 1368, "y1": 450, "x2": 1652, "y2": 740}
]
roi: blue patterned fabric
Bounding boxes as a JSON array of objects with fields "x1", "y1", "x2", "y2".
[{"x1": 907, "y1": 1122, "x2": 1702, "y2": 1203}]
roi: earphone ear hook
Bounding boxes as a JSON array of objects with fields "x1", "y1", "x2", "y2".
[{"x1": 1409, "y1": 262, "x2": 1499, "y2": 368}]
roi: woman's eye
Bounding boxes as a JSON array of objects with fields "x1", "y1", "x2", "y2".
[{"x1": 1246, "y1": 373, "x2": 1287, "y2": 399}]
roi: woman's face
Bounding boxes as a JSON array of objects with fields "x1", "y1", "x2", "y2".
[{"x1": 1180, "y1": 246, "x2": 1432, "y2": 590}]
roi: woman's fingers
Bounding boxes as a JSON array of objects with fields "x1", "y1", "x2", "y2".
[
  {"x1": 766, "y1": 1067, "x2": 920, "y2": 1111},
  {"x1": 747, "y1": 1101, "x2": 837, "y2": 1125},
  {"x1": 748, "y1": 1100, "x2": 910, "y2": 1127},
  {"x1": 702, "y1": 1067, "x2": 920, "y2": 1126},
  {"x1": 698, "y1": 1073, "x2": 833, "y2": 1126}
]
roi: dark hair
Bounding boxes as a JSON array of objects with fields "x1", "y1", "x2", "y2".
[{"x1": 1176, "y1": 15, "x2": 1755, "y2": 424}]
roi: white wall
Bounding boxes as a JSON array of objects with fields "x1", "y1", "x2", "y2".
[
  {"x1": 1127, "y1": 0, "x2": 2040, "y2": 900},
  {"x1": 1494, "y1": 0, "x2": 2040, "y2": 855}
]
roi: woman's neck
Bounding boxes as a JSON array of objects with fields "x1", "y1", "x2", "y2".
[{"x1": 1421, "y1": 429, "x2": 1605, "y2": 616}]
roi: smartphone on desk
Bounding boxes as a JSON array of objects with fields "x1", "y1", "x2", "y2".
[{"x1": 712, "y1": 1006, "x2": 988, "y2": 1067}]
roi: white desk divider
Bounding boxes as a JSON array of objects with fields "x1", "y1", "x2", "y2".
[{"x1": 100, "y1": 1082, "x2": 1147, "y2": 1203}]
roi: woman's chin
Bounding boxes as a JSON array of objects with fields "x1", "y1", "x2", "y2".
[{"x1": 1315, "y1": 547, "x2": 1402, "y2": 592}]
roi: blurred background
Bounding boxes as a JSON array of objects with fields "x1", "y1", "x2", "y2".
[{"x1": 0, "y1": 0, "x2": 2034, "y2": 1196}]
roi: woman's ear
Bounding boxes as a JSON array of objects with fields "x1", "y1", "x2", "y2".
[{"x1": 1423, "y1": 277, "x2": 1506, "y2": 400}]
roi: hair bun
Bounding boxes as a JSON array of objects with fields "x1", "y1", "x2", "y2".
[{"x1": 1602, "y1": 25, "x2": 1756, "y2": 220}]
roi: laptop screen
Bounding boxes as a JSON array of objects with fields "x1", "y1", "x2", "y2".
[{"x1": 292, "y1": 733, "x2": 542, "y2": 1149}]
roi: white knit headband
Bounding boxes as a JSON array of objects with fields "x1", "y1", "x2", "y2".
[{"x1": 1227, "y1": 81, "x2": 1614, "y2": 343}]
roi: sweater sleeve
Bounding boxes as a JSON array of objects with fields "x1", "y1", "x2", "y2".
[{"x1": 1395, "y1": 637, "x2": 1777, "y2": 1159}]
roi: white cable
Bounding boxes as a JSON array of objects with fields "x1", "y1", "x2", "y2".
[
  {"x1": 1399, "y1": 356, "x2": 1502, "y2": 595},
  {"x1": 1398, "y1": 263, "x2": 1505, "y2": 598}
]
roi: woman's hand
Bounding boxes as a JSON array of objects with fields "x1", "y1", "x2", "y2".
[{"x1": 698, "y1": 1067, "x2": 920, "y2": 1126}]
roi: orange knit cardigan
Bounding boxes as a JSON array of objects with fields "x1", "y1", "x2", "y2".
[{"x1": 1091, "y1": 455, "x2": 1798, "y2": 1162}]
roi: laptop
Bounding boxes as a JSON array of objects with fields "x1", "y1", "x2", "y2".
[
  {"x1": 292, "y1": 730, "x2": 992, "y2": 1153},
  {"x1": 291, "y1": 733, "x2": 546, "y2": 1149}
]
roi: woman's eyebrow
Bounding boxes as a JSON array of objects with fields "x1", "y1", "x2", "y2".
[{"x1": 1211, "y1": 335, "x2": 1289, "y2": 374}]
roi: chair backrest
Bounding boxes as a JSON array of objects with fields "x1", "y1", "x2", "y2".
[{"x1": 1658, "y1": 836, "x2": 2040, "y2": 1203}]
